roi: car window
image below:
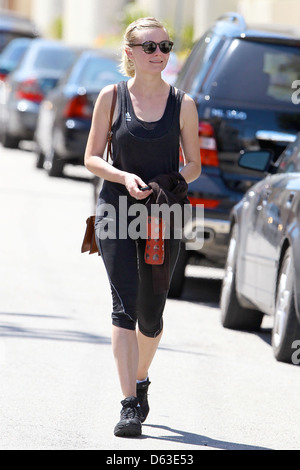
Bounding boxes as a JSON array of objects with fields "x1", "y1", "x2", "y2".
[
  {"x1": 33, "y1": 47, "x2": 76, "y2": 71},
  {"x1": 176, "y1": 33, "x2": 224, "y2": 94},
  {"x1": 0, "y1": 31, "x2": 35, "y2": 52},
  {"x1": 0, "y1": 31, "x2": 21, "y2": 51},
  {"x1": 68, "y1": 56, "x2": 125, "y2": 87},
  {"x1": 0, "y1": 40, "x2": 30, "y2": 69},
  {"x1": 209, "y1": 39, "x2": 300, "y2": 107},
  {"x1": 277, "y1": 138, "x2": 300, "y2": 172}
]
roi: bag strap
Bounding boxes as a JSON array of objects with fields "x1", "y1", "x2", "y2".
[{"x1": 106, "y1": 84, "x2": 117, "y2": 161}]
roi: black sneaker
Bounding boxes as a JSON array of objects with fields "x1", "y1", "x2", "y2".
[
  {"x1": 114, "y1": 396, "x2": 142, "y2": 437},
  {"x1": 136, "y1": 378, "x2": 151, "y2": 423}
]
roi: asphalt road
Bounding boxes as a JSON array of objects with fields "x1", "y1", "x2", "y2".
[{"x1": 1, "y1": 143, "x2": 300, "y2": 451}]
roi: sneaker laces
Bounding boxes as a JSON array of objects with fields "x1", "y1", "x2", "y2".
[{"x1": 120, "y1": 397, "x2": 140, "y2": 420}]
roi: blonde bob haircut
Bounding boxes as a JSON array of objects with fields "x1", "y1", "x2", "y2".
[{"x1": 120, "y1": 17, "x2": 169, "y2": 77}]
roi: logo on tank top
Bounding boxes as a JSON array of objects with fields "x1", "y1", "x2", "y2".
[{"x1": 125, "y1": 112, "x2": 132, "y2": 122}]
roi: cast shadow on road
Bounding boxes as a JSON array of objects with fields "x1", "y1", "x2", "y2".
[
  {"x1": 0, "y1": 312, "x2": 111, "y2": 345},
  {"x1": 180, "y1": 275, "x2": 222, "y2": 307},
  {"x1": 179, "y1": 272, "x2": 272, "y2": 348},
  {"x1": 142, "y1": 424, "x2": 272, "y2": 450}
]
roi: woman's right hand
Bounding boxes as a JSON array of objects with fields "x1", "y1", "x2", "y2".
[{"x1": 123, "y1": 173, "x2": 152, "y2": 200}]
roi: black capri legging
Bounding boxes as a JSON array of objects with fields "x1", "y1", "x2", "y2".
[{"x1": 95, "y1": 215, "x2": 181, "y2": 338}]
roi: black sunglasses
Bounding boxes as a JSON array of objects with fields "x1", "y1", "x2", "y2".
[{"x1": 130, "y1": 40, "x2": 174, "y2": 54}]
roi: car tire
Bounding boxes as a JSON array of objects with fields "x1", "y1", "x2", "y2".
[
  {"x1": 272, "y1": 247, "x2": 300, "y2": 364},
  {"x1": 220, "y1": 224, "x2": 263, "y2": 331},
  {"x1": 47, "y1": 150, "x2": 64, "y2": 177},
  {"x1": 2, "y1": 131, "x2": 19, "y2": 149},
  {"x1": 168, "y1": 243, "x2": 188, "y2": 298},
  {"x1": 36, "y1": 150, "x2": 45, "y2": 169}
]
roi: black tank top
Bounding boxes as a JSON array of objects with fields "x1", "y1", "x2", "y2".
[{"x1": 99, "y1": 80, "x2": 185, "y2": 208}]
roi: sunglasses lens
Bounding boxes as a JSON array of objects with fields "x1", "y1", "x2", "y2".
[
  {"x1": 143, "y1": 41, "x2": 157, "y2": 54},
  {"x1": 160, "y1": 41, "x2": 173, "y2": 53},
  {"x1": 142, "y1": 41, "x2": 173, "y2": 54}
]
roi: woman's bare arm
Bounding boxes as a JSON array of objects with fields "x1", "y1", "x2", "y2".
[
  {"x1": 84, "y1": 84, "x2": 152, "y2": 199},
  {"x1": 179, "y1": 94, "x2": 201, "y2": 183}
]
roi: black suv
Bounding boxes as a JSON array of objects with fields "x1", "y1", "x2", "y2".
[{"x1": 170, "y1": 12, "x2": 300, "y2": 297}]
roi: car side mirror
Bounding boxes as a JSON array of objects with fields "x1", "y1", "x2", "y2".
[{"x1": 238, "y1": 150, "x2": 274, "y2": 172}]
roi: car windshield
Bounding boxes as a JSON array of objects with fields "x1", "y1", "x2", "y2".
[
  {"x1": 0, "y1": 31, "x2": 30, "y2": 52},
  {"x1": 277, "y1": 135, "x2": 300, "y2": 172},
  {"x1": 0, "y1": 40, "x2": 30, "y2": 69},
  {"x1": 67, "y1": 56, "x2": 125, "y2": 87},
  {"x1": 209, "y1": 39, "x2": 300, "y2": 107}
]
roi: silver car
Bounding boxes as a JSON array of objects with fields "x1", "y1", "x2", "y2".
[
  {"x1": 0, "y1": 38, "x2": 77, "y2": 148},
  {"x1": 220, "y1": 133, "x2": 300, "y2": 364}
]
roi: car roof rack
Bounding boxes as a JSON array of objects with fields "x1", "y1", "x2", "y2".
[{"x1": 217, "y1": 12, "x2": 247, "y2": 32}]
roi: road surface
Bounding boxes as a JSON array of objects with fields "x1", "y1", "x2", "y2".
[{"x1": 1, "y1": 144, "x2": 300, "y2": 451}]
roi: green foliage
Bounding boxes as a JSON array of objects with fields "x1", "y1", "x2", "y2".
[
  {"x1": 121, "y1": 2, "x2": 150, "y2": 30},
  {"x1": 49, "y1": 17, "x2": 63, "y2": 40},
  {"x1": 118, "y1": 2, "x2": 194, "y2": 54},
  {"x1": 181, "y1": 23, "x2": 194, "y2": 51}
]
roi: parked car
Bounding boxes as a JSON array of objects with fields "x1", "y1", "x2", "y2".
[
  {"x1": 162, "y1": 52, "x2": 180, "y2": 85},
  {"x1": 0, "y1": 37, "x2": 32, "y2": 82},
  {"x1": 220, "y1": 133, "x2": 300, "y2": 364},
  {"x1": 0, "y1": 10, "x2": 39, "y2": 53},
  {"x1": 171, "y1": 12, "x2": 300, "y2": 297},
  {"x1": 0, "y1": 38, "x2": 78, "y2": 148},
  {"x1": 34, "y1": 49, "x2": 126, "y2": 177}
]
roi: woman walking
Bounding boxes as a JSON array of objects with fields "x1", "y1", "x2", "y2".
[{"x1": 84, "y1": 17, "x2": 201, "y2": 437}]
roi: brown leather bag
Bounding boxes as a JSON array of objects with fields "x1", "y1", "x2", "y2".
[
  {"x1": 81, "y1": 84, "x2": 117, "y2": 255},
  {"x1": 81, "y1": 215, "x2": 98, "y2": 254}
]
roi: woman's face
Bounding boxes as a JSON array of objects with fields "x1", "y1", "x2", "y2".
[{"x1": 127, "y1": 27, "x2": 170, "y2": 76}]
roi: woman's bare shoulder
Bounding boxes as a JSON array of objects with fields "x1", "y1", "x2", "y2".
[{"x1": 96, "y1": 84, "x2": 117, "y2": 106}]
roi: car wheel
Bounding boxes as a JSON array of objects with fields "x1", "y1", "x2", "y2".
[
  {"x1": 2, "y1": 131, "x2": 19, "y2": 149},
  {"x1": 272, "y1": 247, "x2": 300, "y2": 364},
  {"x1": 168, "y1": 243, "x2": 188, "y2": 298},
  {"x1": 47, "y1": 149, "x2": 64, "y2": 177},
  {"x1": 36, "y1": 150, "x2": 45, "y2": 169},
  {"x1": 220, "y1": 224, "x2": 263, "y2": 331}
]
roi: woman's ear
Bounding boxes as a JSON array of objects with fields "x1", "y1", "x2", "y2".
[{"x1": 125, "y1": 46, "x2": 134, "y2": 62}]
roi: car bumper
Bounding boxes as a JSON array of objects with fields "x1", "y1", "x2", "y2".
[
  {"x1": 184, "y1": 213, "x2": 231, "y2": 266},
  {"x1": 8, "y1": 100, "x2": 39, "y2": 139},
  {"x1": 183, "y1": 168, "x2": 244, "y2": 266},
  {"x1": 54, "y1": 119, "x2": 90, "y2": 164}
]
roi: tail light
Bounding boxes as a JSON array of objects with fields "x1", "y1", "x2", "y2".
[
  {"x1": 199, "y1": 121, "x2": 219, "y2": 166},
  {"x1": 15, "y1": 79, "x2": 44, "y2": 103},
  {"x1": 188, "y1": 196, "x2": 220, "y2": 209},
  {"x1": 187, "y1": 121, "x2": 221, "y2": 210},
  {"x1": 0, "y1": 72, "x2": 7, "y2": 81},
  {"x1": 179, "y1": 145, "x2": 184, "y2": 164},
  {"x1": 63, "y1": 94, "x2": 93, "y2": 119}
]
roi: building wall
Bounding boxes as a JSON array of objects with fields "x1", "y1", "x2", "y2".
[
  {"x1": 62, "y1": 0, "x2": 127, "y2": 46},
  {"x1": 238, "y1": 0, "x2": 300, "y2": 28},
  {"x1": 31, "y1": 0, "x2": 62, "y2": 38},
  {"x1": 4, "y1": 0, "x2": 300, "y2": 47},
  {"x1": 193, "y1": 0, "x2": 239, "y2": 39},
  {"x1": 4, "y1": 0, "x2": 31, "y2": 15},
  {"x1": 136, "y1": 0, "x2": 196, "y2": 26}
]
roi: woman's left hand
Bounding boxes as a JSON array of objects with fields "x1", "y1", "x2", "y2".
[{"x1": 124, "y1": 172, "x2": 152, "y2": 200}]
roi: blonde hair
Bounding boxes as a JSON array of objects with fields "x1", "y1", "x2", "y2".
[{"x1": 120, "y1": 17, "x2": 169, "y2": 77}]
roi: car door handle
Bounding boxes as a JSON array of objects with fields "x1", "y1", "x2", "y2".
[
  {"x1": 286, "y1": 192, "x2": 295, "y2": 207},
  {"x1": 261, "y1": 189, "x2": 272, "y2": 205},
  {"x1": 264, "y1": 188, "x2": 272, "y2": 198}
]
